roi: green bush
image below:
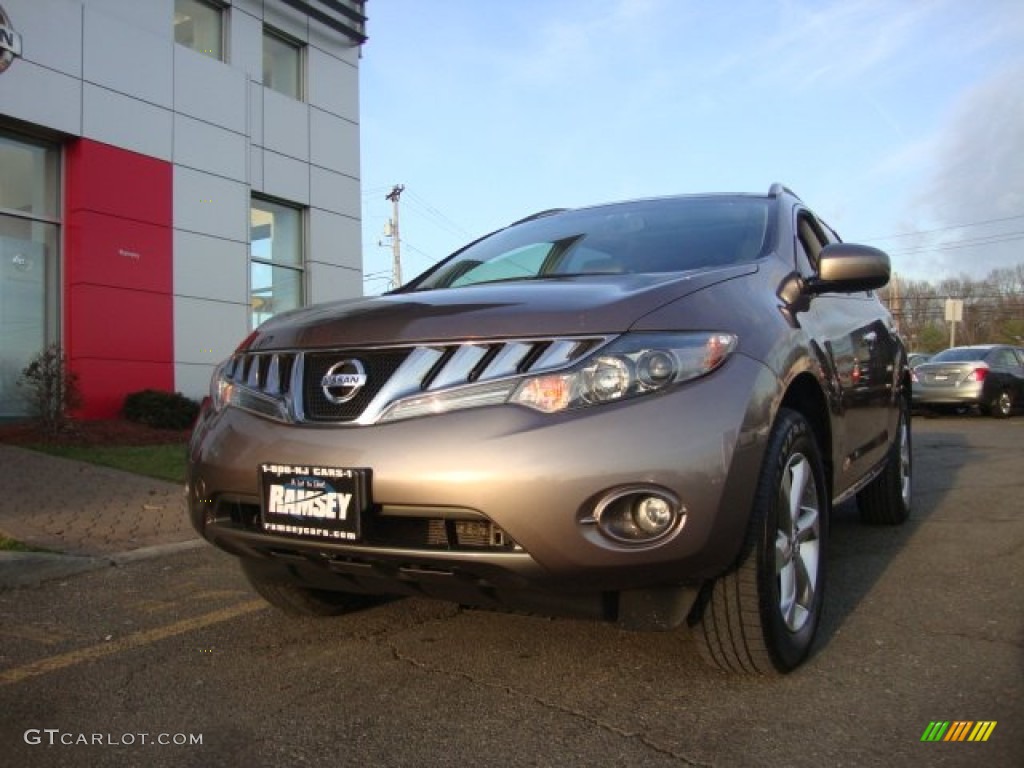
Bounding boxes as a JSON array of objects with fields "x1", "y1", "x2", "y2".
[
  {"x1": 18, "y1": 344, "x2": 82, "y2": 435},
  {"x1": 123, "y1": 389, "x2": 200, "y2": 430}
]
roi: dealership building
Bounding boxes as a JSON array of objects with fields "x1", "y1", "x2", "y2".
[{"x1": 0, "y1": 0, "x2": 367, "y2": 419}]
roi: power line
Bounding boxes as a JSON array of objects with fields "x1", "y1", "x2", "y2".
[
  {"x1": 861, "y1": 213, "x2": 1024, "y2": 243},
  {"x1": 403, "y1": 190, "x2": 473, "y2": 238},
  {"x1": 889, "y1": 231, "x2": 1024, "y2": 255}
]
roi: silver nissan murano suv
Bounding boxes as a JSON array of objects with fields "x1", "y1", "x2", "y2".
[{"x1": 188, "y1": 184, "x2": 911, "y2": 675}]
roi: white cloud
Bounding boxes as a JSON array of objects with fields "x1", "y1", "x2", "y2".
[{"x1": 901, "y1": 60, "x2": 1024, "y2": 279}]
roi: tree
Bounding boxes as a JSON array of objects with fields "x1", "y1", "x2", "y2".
[
  {"x1": 886, "y1": 264, "x2": 1024, "y2": 349},
  {"x1": 17, "y1": 345, "x2": 82, "y2": 435}
]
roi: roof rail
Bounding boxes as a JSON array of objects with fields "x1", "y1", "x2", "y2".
[
  {"x1": 769, "y1": 183, "x2": 801, "y2": 200},
  {"x1": 509, "y1": 208, "x2": 569, "y2": 226}
]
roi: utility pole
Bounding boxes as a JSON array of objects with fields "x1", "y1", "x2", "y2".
[
  {"x1": 385, "y1": 184, "x2": 405, "y2": 287},
  {"x1": 890, "y1": 272, "x2": 900, "y2": 336}
]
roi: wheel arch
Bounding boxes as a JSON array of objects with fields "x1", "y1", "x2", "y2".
[{"x1": 778, "y1": 372, "x2": 833, "y2": 500}]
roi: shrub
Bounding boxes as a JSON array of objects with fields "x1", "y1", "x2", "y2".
[
  {"x1": 123, "y1": 389, "x2": 200, "y2": 430},
  {"x1": 18, "y1": 345, "x2": 82, "y2": 435}
]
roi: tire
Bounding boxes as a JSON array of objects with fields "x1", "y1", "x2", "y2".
[
  {"x1": 241, "y1": 559, "x2": 385, "y2": 617},
  {"x1": 986, "y1": 389, "x2": 1013, "y2": 419},
  {"x1": 857, "y1": 397, "x2": 912, "y2": 525},
  {"x1": 696, "y1": 409, "x2": 828, "y2": 675}
]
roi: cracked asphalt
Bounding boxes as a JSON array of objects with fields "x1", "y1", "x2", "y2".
[{"x1": 0, "y1": 417, "x2": 1021, "y2": 767}]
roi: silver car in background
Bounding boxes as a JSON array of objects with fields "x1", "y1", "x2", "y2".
[
  {"x1": 912, "y1": 344, "x2": 1024, "y2": 417},
  {"x1": 188, "y1": 185, "x2": 911, "y2": 676}
]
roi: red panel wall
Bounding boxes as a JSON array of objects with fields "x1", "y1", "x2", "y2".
[{"x1": 64, "y1": 139, "x2": 173, "y2": 418}]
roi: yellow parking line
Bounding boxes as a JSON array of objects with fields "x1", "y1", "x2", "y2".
[{"x1": 0, "y1": 599, "x2": 265, "y2": 686}]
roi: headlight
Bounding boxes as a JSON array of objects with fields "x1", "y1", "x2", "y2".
[
  {"x1": 208, "y1": 356, "x2": 289, "y2": 421},
  {"x1": 209, "y1": 360, "x2": 233, "y2": 412},
  {"x1": 379, "y1": 332, "x2": 737, "y2": 422},
  {"x1": 511, "y1": 332, "x2": 737, "y2": 414}
]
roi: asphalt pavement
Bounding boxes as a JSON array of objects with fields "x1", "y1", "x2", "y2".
[{"x1": 0, "y1": 444, "x2": 200, "y2": 588}]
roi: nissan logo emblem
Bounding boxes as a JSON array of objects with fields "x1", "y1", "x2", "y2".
[
  {"x1": 321, "y1": 359, "x2": 368, "y2": 404},
  {"x1": 0, "y1": 4, "x2": 23, "y2": 75}
]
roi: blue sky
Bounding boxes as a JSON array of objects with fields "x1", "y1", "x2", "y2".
[{"x1": 358, "y1": 0, "x2": 1024, "y2": 293}]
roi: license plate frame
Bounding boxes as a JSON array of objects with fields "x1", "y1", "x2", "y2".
[{"x1": 259, "y1": 463, "x2": 369, "y2": 542}]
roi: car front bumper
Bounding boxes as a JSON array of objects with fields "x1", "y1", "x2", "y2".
[{"x1": 187, "y1": 354, "x2": 776, "y2": 595}]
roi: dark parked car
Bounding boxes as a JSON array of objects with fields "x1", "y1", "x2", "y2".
[
  {"x1": 912, "y1": 344, "x2": 1024, "y2": 417},
  {"x1": 188, "y1": 184, "x2": 911, "y2": 675}
]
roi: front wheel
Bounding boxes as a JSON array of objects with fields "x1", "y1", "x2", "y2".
[{"x1": 696, "y1": 409, "x2": 828, "y2": 675}]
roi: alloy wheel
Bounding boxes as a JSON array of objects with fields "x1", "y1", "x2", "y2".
[
  {"x1": 898, "y1": 418, "x2": 911, "y2": 509},
  {"x1": 775, "y1": 453, "x2": 821, "y2": 633}
]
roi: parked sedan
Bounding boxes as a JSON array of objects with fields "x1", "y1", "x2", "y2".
[
  {"x1": 912, "y1": 344, "x2": 1024, "y2": 417},
  {"x1": 189, "y1": 184, "x2": 911, "y2": 676}
]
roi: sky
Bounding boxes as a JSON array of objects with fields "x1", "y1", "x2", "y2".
[{"x1": 357, "y1": 0, "x2": 1024, "y2": 294}]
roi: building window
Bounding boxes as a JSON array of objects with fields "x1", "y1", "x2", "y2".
[
  {"x1": 263, "y1": 27, "x2": 303, "y2": 99},
  {"x1": 0, "y1": 131, "x2": 61, "y2": 418},
  {"x1": 174, "y1": 0, "x2": 224, "y2": 61},
  {"x1": 250, "y1": 198, "x2": 304, "y2": 328}
]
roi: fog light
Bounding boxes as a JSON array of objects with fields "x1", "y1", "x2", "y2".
[
  {"x1": 591, "y1": 487, "x2": 684, "y2": 545},
  {"x1": 633, "y1": 496, "x2": 673, "y2": 535}
]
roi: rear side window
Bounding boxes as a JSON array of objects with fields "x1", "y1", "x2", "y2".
[
  {"x1": 990, "y1": 348, "x2": 1018, "y2": 367},
  {"x1": 409, "y1": 197, "x2": 772, "y2": 291},
  {"x1": 932, "y1": 348, "x2": 986, "y2": 363}
]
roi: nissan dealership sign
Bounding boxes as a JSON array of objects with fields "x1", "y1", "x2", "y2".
[{"x1": 0, "y1": 4, "x2": 22, "y2": 74}]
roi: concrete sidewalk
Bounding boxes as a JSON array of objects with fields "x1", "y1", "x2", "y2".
[{"x1": 0, "y1": 444, "x2": 200, "y2": 586}]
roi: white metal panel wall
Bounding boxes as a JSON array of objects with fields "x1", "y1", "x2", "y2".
[
  {"x1": 0, "y1": 0, "x2": 84, "y2": 134},
  {"x1": 173, "y1": 230, "x2": 248, "y2": 305},
  {"x1": 84, "y1": 0, "x2": 174, "y2": 37},
  {"x1": 5, "y1": 0, "x2": 83, "y2": 78},
  {"x1": 311, "y1": 166, "x2": 360, "y2": 217},
  {"x1": 83, "y1": 6, "x2": 173, "y2": 109},
  {"x1": 172, "y1": 46, "x2": 248, "y2": 134},
  {"x1": 309, "y1": 209, "x2": 361, "y2": 271},
  {"x1": 173, "y1": 114, "x2": 248, "y2": 183},
  {"x1": 262, "y1": 150, "x2": 310, "y2": 204},
  {"x1": 308, "y1": 261, "x2": 363, "y2": 305},
  {"x1": 308, "y1": 46, "x2": 359, "y2": 123},
  {"x1": 83, "y1": 83, "x2": 173, "y2": 160},
  {"x1": 0, "y1": 61, "x2": 82, "y2": 135},
  {"x1": 262, "y1": 88, "x2": 310, "y2": 161}
]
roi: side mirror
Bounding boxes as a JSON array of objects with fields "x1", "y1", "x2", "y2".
[{"x1": 807, "y1": 243, "x2": 890, "y2": 294}]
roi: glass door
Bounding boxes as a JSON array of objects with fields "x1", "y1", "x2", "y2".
[{"x1": 0, "y1": 131, "x2": 60, "y2": 418}]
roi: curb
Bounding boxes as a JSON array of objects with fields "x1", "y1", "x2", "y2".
[{"x1": 0, "y1": 538, "x2": 205, "y2": 590}]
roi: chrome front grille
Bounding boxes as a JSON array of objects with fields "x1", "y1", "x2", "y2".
[
  {"x1": 223, "y1": 336, "x2": 609, "y2": 424},
  {"x1": 303, "y1": 349, "x2": 412, "y2": 421}
]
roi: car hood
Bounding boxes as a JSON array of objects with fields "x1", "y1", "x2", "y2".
[{"x1": 245, "y1": 264, "x2": 758, "y2": 351}]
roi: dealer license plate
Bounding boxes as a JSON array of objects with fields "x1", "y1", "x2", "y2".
[{"x1": 259, "y1": 464, "x2": 369, "y2": 541}]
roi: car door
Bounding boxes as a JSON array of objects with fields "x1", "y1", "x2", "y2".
[
  {"x1": 1015, "y1": 349, "x2": 1024, "y2": 405},
  {"x1": 794, "y1": 209, "x2": 900, "y2": 493},
  {"x1": 987, "y1": 346, "x2": 1024, "y2": 407}
]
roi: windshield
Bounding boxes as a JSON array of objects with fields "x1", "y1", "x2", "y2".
[{"x1": 404, "y1": 196, "x2": 772, "y2": 292}]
